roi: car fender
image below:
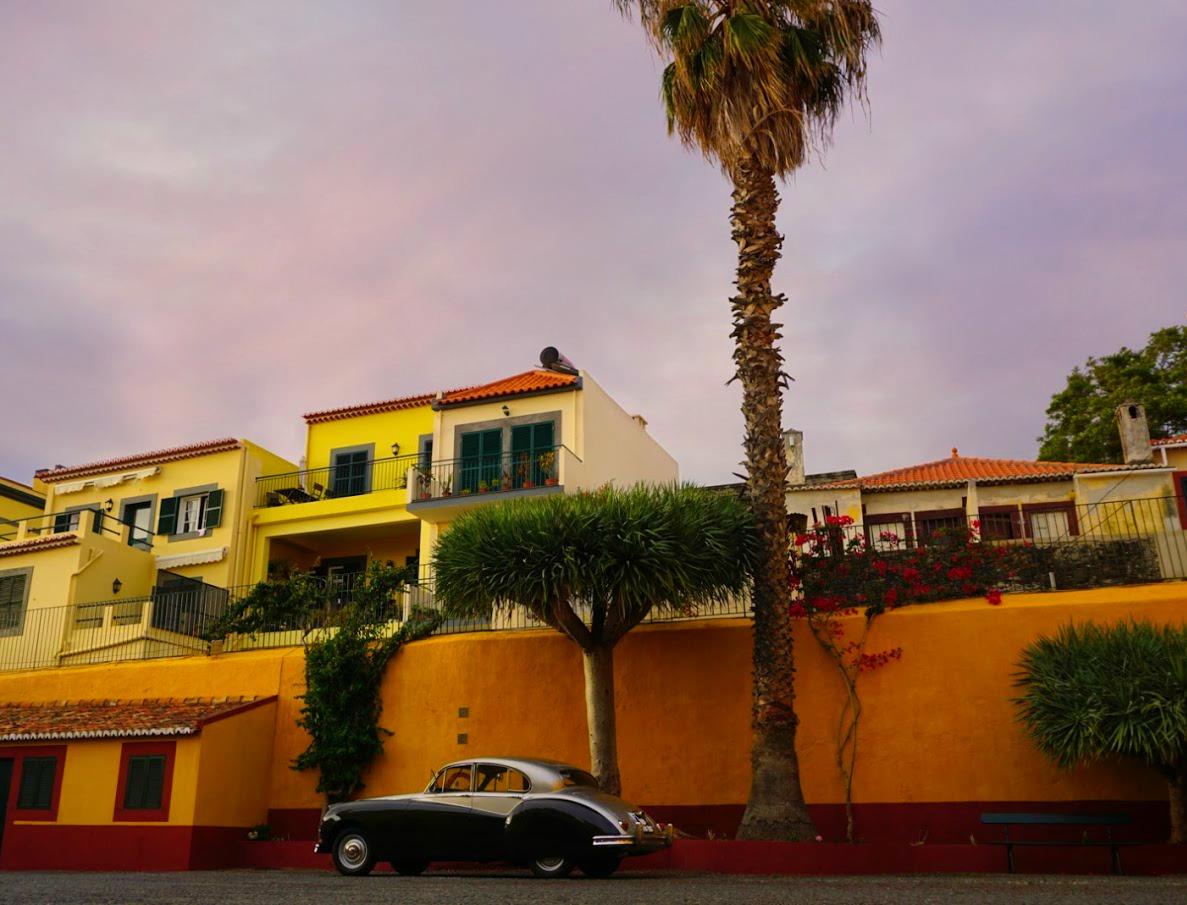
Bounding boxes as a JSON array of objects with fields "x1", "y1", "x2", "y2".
[{"x1": 504, "y1": 797, "x2": 619, "y2": 860}]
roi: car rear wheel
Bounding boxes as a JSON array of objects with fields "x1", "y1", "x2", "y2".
[
  {"x1": 392, "y1": 860, "x2": 429, "y2": 876},
  {"x1": 331, "y1": 830, "x2": 375, "y2": 877},
  {"x1": 529, "y1": 855, "x2": 575, "y2": 879},
  {"x1": 579, "y1": 854, "x2": 621, "y2": 878}
]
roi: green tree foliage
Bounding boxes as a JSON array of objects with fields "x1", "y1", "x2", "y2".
[
  {"x1": 1037, "y1": 326, "x2": 1187, "y2": 463},
  {"x1": 286, "y1": 562, "x2": 440, "y2": 802},
  {"x1": 1013, "y1": 620, "x2": 1187, "y2": 843},
  {"x1": 432, "y1": 484, "x2": 756, "y2": 796},
  {"x1": 615, "y1": 0, "x2": 880, "y2": 840}
]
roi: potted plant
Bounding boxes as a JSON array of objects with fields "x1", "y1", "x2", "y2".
[
  {"x1": 538, "y1": 450, "x2": 558, "y2": 486},
  {"x1": 440, "y1": 474, "x2": 453, "y2": 498},
  {"x1": 517, "y1": 453, "x2": 534, "y2": 489},
  {"x1": 416, "y1": 465, "x2": 432, "y2": 500},
  {"x1": 478, "y1": 479, "x2": 490, "y2": 494},
  {"x1": 501, "y1": 470, "x2": 513, "y2": 491}
]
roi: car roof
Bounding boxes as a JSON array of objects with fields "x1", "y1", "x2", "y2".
[{"x1": 436, "y1": 757, "x2": 593, "y2": 789}]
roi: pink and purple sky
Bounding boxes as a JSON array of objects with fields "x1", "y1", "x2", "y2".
[{"x1": 1, "y1": 1, "x2": 1183, "y2": 485}]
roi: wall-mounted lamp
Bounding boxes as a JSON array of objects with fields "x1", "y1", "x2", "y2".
[
  {"x1": 103, "y1": 498, "x2": 114, "y2": 513},
  {"x1": 390, "y1": 442, "x2": 400, "y2": 457},
  {"x1": 111, "y1": 578, "x2": 122, "y2": 595},
  {"x1": 502, "y1": 405, "x2": 511, "y2": 417}
]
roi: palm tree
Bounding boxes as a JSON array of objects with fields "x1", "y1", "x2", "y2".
[
  {"x1": 432, "y1": 484, "x2": 756, "y2": 796},
  {"x1": 1014, "y1": 620, "x2": 1187, "y2": 843},
  {"x1": 614, "y1": 1, "x2": 880, "y2": 839}
]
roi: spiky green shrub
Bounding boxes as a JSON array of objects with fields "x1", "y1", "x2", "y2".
[{"x1": 1014, "y1": 620, "x2": 1187, "y2": 842}]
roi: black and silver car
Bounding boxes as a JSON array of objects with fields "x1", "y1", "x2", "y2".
[{"x1": 315, "y1": 757, "x2": 673, "y2": 879}]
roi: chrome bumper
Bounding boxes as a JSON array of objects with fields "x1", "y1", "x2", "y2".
[{"x1": 593, "y1": 823, "x2": 674, "y2": 850}]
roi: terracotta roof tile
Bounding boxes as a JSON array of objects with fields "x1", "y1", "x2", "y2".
[
  {"x1": 36, "y1": 439, "x2": 242, "y2": 483},
  {"x1": 797, "y1": 449, "x2": 1149, "y2": 493},
  {"x1": 437, "y1": 370, "x2": 579, "y2": 407},
  {"x1": 1152, "y1": 434, "x2": 1187, "y2": 447},
  {"x1": 0, "y1": 697, "x2": 276, "y2": 741},
  {"x1": 0, "y1": 533, "x2": 80, "y2": 557},
  {"x1": 303, "y1": 391, "x2": 438, "y2": 424}
]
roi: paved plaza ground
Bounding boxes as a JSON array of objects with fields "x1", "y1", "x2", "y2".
[{"x1": 4, "y1": 870, "x2": 1186, "y2": 905}]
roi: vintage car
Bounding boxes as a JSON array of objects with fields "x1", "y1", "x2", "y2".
[{"x1": 315, "y1": 756, "x2": 673, "y2": 878}]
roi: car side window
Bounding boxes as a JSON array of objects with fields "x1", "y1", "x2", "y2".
[
  {"x1": 475, "y1": 764, "x2": 531, "y2": 794},
  {"x1": 431, "y1": 765, "x2": 472, "y2": 793}
]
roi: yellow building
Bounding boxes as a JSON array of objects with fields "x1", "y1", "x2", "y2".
[
  {"x1": 247, "y1": 357, "x2": 678, "y2": 591},
  {"x1": 0, "y1": 695, "x2": 277, "y2": 869},
  {"x1": 0, "y1": 439, "x2": 295, "y2": 671},
  {"x1": 0, "y1": 477, "x2": 44, "y2": 540}
]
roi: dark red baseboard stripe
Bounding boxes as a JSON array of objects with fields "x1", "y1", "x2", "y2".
[{"x1": 269, "y1": 800, "x2": 1170, "y2": 846}]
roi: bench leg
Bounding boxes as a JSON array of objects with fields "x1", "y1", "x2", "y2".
[
  {"x1": 1111, "y1": 845, "x2": 1124, "y2": 876},
  {"x1": 1006, "y1": 842, "x2": 1016, "y2": 874}
]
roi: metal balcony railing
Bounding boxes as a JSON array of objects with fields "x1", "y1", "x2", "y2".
[
  {"x1": 0, "y1": 508, "x2": 154, "y2": 550},
  {"x1": 409, "y1": 445, "x2": 567, "y2": 502},
  {"x1": 255, "y1": 454, "x2": 422, "y2": 508}
]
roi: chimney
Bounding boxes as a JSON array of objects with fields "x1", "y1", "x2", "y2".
[
  {"x1": 784, "y1": 428, "x2": 805, "y2": 485},
  {"x1": 1115, "y1": 401, "x2": 1153, "y2": 465}
]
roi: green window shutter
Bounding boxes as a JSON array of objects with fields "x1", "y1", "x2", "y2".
[
  {"x1": 124, "y1": 756, "x2": 147, "y2": 809},
  {"x1": 203, "y1": 489, "x2": 224, "y2": 529},
  {"x1": 511, "y1": 425, "x2": 532, "y2": 457},
  {"x1": 533, "y1": 421, "x2": 554, "y2": 452},
  {"x1": 143, "y1": 755, "x2": 166, "y2": 810},
  {"x1": 0, "y1": 573, "x2": 26, "y2": 631},
  {"x1": 18, "y1": 757, "x2": 55, "y2": 809},
  {"x1": 460, "y1": 432, "x2": 481, "y2": 460},
  {"x1": 158, "y1": 498, "x2": 178, "y2": 536}
]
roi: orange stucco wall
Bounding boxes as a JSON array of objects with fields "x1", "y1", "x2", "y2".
[{"x1": 1, "y1": 583, "x2": 1184, "y2": 826}]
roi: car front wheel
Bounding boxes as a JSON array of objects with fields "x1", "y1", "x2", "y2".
[
  {"x1": 331, "y1": 829, "x2": 376, "y2": 877},
  {"x1": 529, "y1": 855, "x2": 575, "y2": 879}
]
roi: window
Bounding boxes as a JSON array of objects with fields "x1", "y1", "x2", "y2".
[
  {"x1": 978, "y1": 506, "x2": 1022, "y2": 541},
  {"x1": 459, "y1": 429, "x2": 503, "y2": 493},
  {"x1": 429, "y1": 764, "x2": 472, "y2": 793},
  {"x1": 558, "y1": 768, "x2": 599, "y2": 789},
  {"x1": 914, "y1": 508, "x2": 967, "y2": 546},
  {"x1": 17, "y1": 756, "x2": 56, "y2": 810},
  {"x1": 510, "y1": 421, "x2": 555, "y2": 487},
  {"x1": 475, "y1": 764, "x2": 531, "y2": 794},
  {"x1": 124, "y1": 501, "x2": 153, "y2": 549},
  {"x1": 1022, "y1": 502, "x2": 1078, "y2": 542},
  {"x1": 53, "y1": 511, "x2": 81, "y2": 534},
  {"x1": 331, "y1": 449, "x2": 371, "y2": 498},
  {"x1": 0, "y1": 567, "x2": 32, "y2": 635},
  {"x1": 114, "y1": 741, "x2": 175, "y2": 822},
  {"x1": 157, "y1": 488, "x2": 223, "y2": 538},
  {"x1": 864, "y1": 514, "x2": 910, "y2": 551},
  {"x1": 123, "y1": 755, "x2": 166, "y2": 810}
]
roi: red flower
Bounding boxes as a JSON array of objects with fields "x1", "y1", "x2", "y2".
[{"x1": 986, "y1": 588, "x2": 1003, "y2": 606}]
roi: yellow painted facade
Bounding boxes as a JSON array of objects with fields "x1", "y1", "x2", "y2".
[
  {"x1": 0, "y1": 476, "x2": 44, "y2": 530},
  {"x1": 0, "y1": 585, "x2": 1183, "y2": 835}
]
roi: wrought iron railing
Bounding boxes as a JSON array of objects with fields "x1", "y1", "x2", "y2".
[
  {"x1": 0, "y1": 507, "x2": 154, "y2": 549},
  {"x1": 409, "y1": 445, "x2": 566, "y2": 502},
  {"x1": 792, "y1": 495, "x2": 1187, "y2": 589},
  {"x1": 255, "y1": 454, "x2": 422, "y2": 508}
]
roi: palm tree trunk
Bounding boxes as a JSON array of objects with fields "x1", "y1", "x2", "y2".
[
  {"x1": 1169, "y1": 768, "x2": 1185, "y2": 844},
  {"x1": 583, "y1": 643, "x2": 622, "y2": 797},
  {"x1": 732, "y1": 161, "x2": 816, "y2": 841}
]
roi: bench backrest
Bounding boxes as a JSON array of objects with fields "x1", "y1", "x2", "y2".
[{"x1": 980, "y1": 813, "x2": 1130, "y2": 826}]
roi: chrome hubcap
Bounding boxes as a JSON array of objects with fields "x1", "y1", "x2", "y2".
[
  {"x1": 340, "y1": 835, "x2": 367, "y2": 868},
  {"x1": 536, "y1": 857, "x2": 564, "y2": 870}
]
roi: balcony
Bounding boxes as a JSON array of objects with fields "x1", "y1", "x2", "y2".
[
  {"x1": 255, "y1": 454, "x2": 421, "y2": 508},
  {"x1": 406, "y1": 445, "x2": 579, "y2": 523},
  {"x1": 0, "y1": 508, "x2": 154, "y2": 550}
]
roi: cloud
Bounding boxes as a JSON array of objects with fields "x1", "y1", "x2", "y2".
[{"x1": 1, "y1": 1, "x2": 1184, "y2": 485}]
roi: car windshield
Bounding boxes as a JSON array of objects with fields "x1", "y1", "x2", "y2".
[{"x1": 557, "y1": 768, "x2": 599, "y2": 789}]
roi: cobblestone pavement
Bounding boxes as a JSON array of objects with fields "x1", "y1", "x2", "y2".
[{"x1": 4, "y1": 871, "x2": 1186, "y2": 905}]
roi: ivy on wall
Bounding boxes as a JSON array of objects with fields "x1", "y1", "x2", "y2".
[{"x1": 202, "y1": 561, "x2": 440, "y2": 802}]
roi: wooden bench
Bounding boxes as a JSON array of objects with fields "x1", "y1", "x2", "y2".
[{"x1": 980, "y1": 812, "x2": 1136, "y2": 875}]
